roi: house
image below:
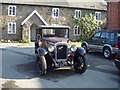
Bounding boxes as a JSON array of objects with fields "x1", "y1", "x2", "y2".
[
  {"x1": 0, "y1": 0, "x2": 107, "y2": 42},
  {"x1": 107, "y1": 1, "x2": 120, "y2": 31}
]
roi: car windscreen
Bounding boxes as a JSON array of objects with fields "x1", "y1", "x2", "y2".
[{"x1": 42, "y1": 28, "x2": 68, "y2": 38}]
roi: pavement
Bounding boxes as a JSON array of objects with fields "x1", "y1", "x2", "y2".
[
  {"x1": 0, "y1": 43, "x2": 35, "y2": 57},
  {"x1": 0, "y1": 43, "x2": 35, "y2": 89}
]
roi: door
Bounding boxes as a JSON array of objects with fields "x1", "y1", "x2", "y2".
[
  {"x1": 88, "y1": 32, "x2": 101, "y2": 51},
  {"x1": 30, "y1": 24, "x2": 37, "y2": 41},
  {"x1": 97, "y1": 32, "x2": 109, "y2": 51}
]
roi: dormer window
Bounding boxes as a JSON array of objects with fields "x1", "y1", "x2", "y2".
[
  {"x1": 52, "y1": 8, "x2": 59, "y2": 19},
  {"x1": 8, "y1": 5, "x2": 16, "y2": 16},
  {"x1": 75, "y1": 10, "x2": 81, "y2": 19},
  {"x1": 95, "y1": 12, "x2": 101, "y2": 20}
]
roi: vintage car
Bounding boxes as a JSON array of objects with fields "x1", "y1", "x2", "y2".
[{"x1": 35, "y1": 25, "x2": 87, "y2": 76}]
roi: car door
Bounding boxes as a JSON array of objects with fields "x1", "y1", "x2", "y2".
[
  {"x1": 88, "y1": 32, "x2": 101, "y2": 51},
  {"x1": 97, "y1": 32, "x2": 109, "y2": 51}
]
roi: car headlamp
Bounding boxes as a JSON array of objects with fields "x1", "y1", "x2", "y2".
[
  {"x1": 70, "y1": 45, "x2": 77, "y2": 52},
  {"x1": 48, "y1": 45, "x2": 55, "y2": 52}
]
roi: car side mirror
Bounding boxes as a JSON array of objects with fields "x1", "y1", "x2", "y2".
[{"x1": 89, "y1": 37, "x2": 93, "y2": 40}]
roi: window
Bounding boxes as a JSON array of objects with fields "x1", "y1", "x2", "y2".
[
  {"x1": 52, "y1": 8, "x2": 59, "y2": 18},
  {"x1": 8, "y1": 22, "x2": 16, "y2": 34},
  {"x1": 92, "y1": 32, "x2": 101, "y2": 39},
  {"x1": 110, "y1": 33, "x2": 115, "y2": 40},
  {"x1": 95, "y1": 12, "x2": 101, "y2": 20},
  {"x1": 101, "y1": 32, "x2": 109, "y2": 39},
  {"x1": 8, "y1": 5, "x2": 16, "y2": 16},
  {"x1": 75, "y1": 10, "x2": 81, "y2": 19},
  {"x1": 74, "y1": 26, "x2": 80, "y2": 36}
]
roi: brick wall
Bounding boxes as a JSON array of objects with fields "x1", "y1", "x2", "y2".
[
  {"x1": 118, "y1": 2, "x2": 120, "y2": 30},
  {"x1": 107, "y1": 2, "x2": 120, "y2": 30}
]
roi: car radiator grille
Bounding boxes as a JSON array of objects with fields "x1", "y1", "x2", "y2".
[{"x1": 56, "y1": 45, "x2": 67, "y2": 59}]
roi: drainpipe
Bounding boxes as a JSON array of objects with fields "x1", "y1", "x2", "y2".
[{"x1": 28, "y1": 26, "x2": 31, "y2": 42}]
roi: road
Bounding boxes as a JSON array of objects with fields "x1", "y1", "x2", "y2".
[{"x1": 0, "y1": 46, "x2": 120, "y2": 88}]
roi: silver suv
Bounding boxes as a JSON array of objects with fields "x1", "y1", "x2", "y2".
[{"x1": 82, "y1": 30, "x2": 120, "y2": 59}]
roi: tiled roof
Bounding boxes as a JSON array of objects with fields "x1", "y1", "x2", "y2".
[{"x1": 1, "y1": 0, "x2": 107, "y2": 10}]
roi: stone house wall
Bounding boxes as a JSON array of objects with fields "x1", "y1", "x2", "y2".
[{"x1": 0, "y1": 3, "x2": 107, "y2": 41}]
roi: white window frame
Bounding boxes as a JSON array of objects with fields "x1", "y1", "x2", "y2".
[
  {"x1": 8, "y1": 5, "x2": 16, "y2": 16},
  {"x1": 8, "y1": 22, "x2": 16, "y2": 34},
  {"x1": 95, "y1": 12, "x2": 101, "y2": 20},
  {"x1": 75, "y1": 10, "x2": 81, "y2": 19},
  {"x1": 74, "y1": 25, "x2": 80, "y2": 36},
  {"x1": 52, "y1": 8, "x2": 59, "y2": 19}
]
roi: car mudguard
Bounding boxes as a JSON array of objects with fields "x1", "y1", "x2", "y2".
[
  {"x1": 37, "y1": 48, "x2": 47, "y2": 56},
  {"x1": 76, "y1": 47, "x2": 86, "y2": 56}
]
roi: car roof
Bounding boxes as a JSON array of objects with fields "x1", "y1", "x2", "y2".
[
  {"x1": 38, "y1": 25, "x2": 70, "y2": 29},
  {"x1": 97, "y1": 30, "x2": 120, "y2": 33}
]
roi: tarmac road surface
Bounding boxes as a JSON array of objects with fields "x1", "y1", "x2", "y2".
[{"x1": 0, "y1": 45, "x2": 119, "y2": 88}]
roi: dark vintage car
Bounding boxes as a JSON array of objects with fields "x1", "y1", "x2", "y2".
[
  {"x1": 35, "y1": 25, "x2": 87, "y2": 76},
  {"x1": 114, "y1": 36, "x2": 120, "y2": 70}
]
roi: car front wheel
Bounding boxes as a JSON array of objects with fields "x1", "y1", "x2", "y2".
[
  {"x1": 103, "y1": 48, "x2": 111, "y2": 59},
  {"x1": 37, "y1": 56, "x2": 47, "y2": 76},
  {"x1": 74, "y1": 54, "x2": 87, "y2": 74}
]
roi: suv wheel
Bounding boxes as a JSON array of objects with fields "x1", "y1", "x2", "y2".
[
  {"x1": 82, "y1": 44, "x2": 88, "y2": 53},
  {"x1": 103, "y1": 47, "x2": 111, "y2": 59}
]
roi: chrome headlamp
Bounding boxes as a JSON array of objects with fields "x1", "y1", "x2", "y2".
[
  {"x1": 48, "y1": 45, "x2": 55, "y2": 52},
  {"x1": 70, "y1": 45, "x2": 77, "y2": 52}
]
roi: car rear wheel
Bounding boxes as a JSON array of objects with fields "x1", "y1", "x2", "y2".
[
  {"x1": 82, "y1": 44, "x2": 88, "y2": 53},
  {"x1": 37, "y1": 56, "x2": 47, "y2": 76},
  {"x1": 74, "y1": 54, "x2": 87, "y2": 74},
  {"x1": 103, "y1": 47, "x2": 111, "y2": 59}
]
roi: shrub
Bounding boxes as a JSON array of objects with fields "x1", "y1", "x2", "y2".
[{"x1": 72, "y1": 13, "x2": 103, "y2": 40}]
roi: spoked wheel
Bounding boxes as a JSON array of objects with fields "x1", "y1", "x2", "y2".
[
  {"x1": 37, "y1": 56, "x2": 47, "y2": 76},
  {"x1": 74, "y1": 54, "x2": 87, "y2": 74}
]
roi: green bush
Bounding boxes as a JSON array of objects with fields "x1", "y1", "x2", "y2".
[{"x1": 72, "y1": 13, "x2": 103, "y2": 41}]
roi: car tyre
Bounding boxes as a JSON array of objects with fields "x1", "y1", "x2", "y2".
[
  {"x1": 82, "y1": 44, "x2": 88, "y2": 53},
  {"x1": 103, "y1": 47, "x2": 111, "y2": 59},
  {"x1": 74, "y1": 54, "x2": 87, "y2": 74},
  {"x1": 37, "y1": 56, "x2": 47, "y2": 76}
]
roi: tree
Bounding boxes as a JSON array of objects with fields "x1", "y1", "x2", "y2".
[{"x1": 72, "y1": 13, "x2": 103, "y2": 41}]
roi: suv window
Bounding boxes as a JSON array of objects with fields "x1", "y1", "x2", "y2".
[
  {"x1": 92, "y1": 32, "x2": 101, "y2": 40},
  {"x1": 110, "y1": 33, "x2": 115, "y2": 40},
  {"x1": 101, "y1": 32, "x2": 109, "y2": 39}
]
